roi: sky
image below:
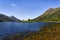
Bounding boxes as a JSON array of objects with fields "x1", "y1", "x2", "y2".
[{"x1": 0, "y1": 0, "x2": 60, "y2": 20}]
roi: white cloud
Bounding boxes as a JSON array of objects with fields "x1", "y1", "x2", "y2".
[{"x1": 11, "y1": 4, "x2": 16, "y2": 7}]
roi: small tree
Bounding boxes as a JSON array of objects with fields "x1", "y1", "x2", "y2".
[
  {"x1": 0, "y1": 20, "x2": 4, "y2": 22},
  {"x1": 28, "y1": 18, "x2": 30, "y2": 21}
]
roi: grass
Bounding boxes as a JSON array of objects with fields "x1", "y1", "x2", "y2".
[
  {"x1": 23, "y1": 23, "x2": 60, "y2": 40},
  {"x1": 2, "y1": 23, "x2": 60, "y2": 40}
]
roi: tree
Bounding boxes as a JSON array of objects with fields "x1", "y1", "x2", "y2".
[
  {"x1": 28, "y1": 18, "x2": 31, "y2": 21},
  {"x1": 0, "y1": 20, "x2": 4, "y2": 22}
]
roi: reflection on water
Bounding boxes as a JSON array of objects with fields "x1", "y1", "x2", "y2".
[{"x1": 0, "y1": 22, "x2": 58, "y2": 39}]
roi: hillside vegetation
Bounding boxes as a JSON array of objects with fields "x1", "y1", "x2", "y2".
[{"x1": 32, "y1": 7, "x2": 60, "y2": 22}]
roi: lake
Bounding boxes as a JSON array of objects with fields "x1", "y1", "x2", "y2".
[{"x1": 0, "y1": 22, "x2": 59, "y2": 39}]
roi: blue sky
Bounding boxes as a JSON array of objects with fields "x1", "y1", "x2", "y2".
[{"x1": 0, "y1": 0, "x2": 60, "y2": 20}]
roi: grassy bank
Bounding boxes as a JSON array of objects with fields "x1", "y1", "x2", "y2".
[{"x1": 3, "y1": 23, "x2": 60, "y2": 40}]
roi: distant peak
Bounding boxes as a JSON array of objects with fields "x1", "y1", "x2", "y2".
[
  {"x1": 11, "y1": 16, "x2": 15, "y2": 18},
  {"x1": 56, "y1": 7, "x2": 60, "y2": 9},
  {"x1": 47, "y1": 8, "x2": 54, "y2": 11}
]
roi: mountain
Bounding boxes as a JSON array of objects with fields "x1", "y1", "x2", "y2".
[
  {"x1": 0, "y1": 14, "x2": 22, "y2": 22},
  {"x1": 32, "y1": 7, "x2": 60, "y2": 22}
]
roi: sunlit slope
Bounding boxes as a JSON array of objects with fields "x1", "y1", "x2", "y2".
[{"x1": 33, "y1": 7, "x2": 60, "y2": 22}]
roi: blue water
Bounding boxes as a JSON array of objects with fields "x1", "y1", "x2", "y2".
[{"x1": 0, "y1": 22, "x2": 58, "y2": 39}]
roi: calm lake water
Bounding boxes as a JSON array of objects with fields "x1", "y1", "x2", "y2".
[{"x1": 0, "y1": 22, "x2": 59, "y2": 39}]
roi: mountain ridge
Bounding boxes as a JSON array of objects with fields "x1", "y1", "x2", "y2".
[
  {"x1": 0, "y1": 14, "x2": 22, "y2": 22},
  {"x1": 32, "y1": 7, "x2": 60, "y2": 22}
]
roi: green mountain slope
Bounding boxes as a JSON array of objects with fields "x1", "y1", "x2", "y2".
[{"x1": 33, "y1": 7, "x2": 60, "y2": 22}]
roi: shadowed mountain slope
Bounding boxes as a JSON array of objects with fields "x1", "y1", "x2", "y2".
[{"x1": 0, "y1": 14, "x2": 22, "y2": 22}]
